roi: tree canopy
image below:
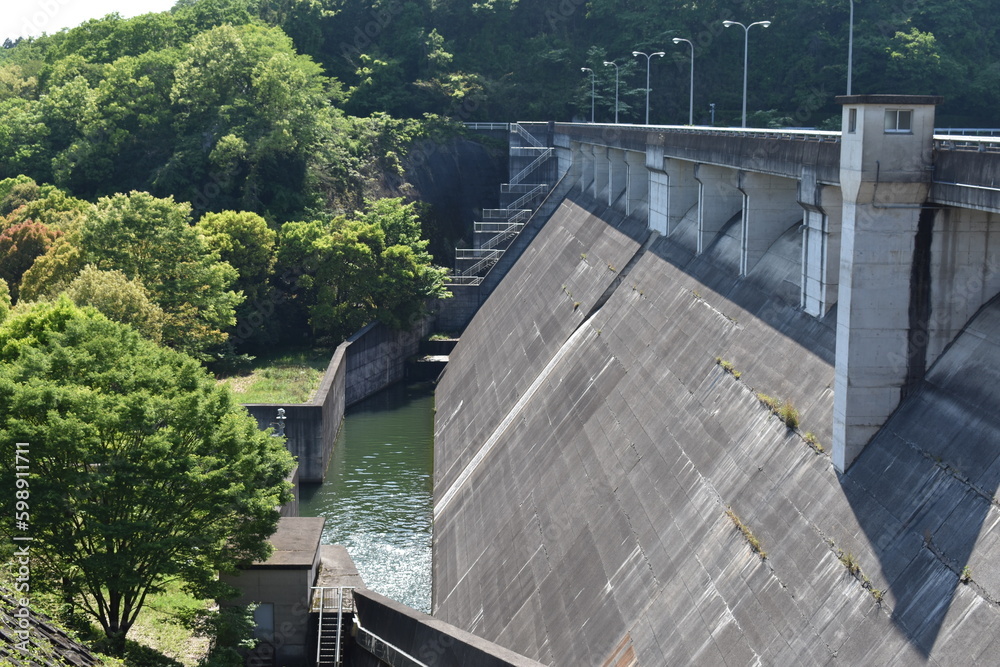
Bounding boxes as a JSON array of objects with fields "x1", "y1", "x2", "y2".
[{"x1": 0, "y1": 299, "x2": 294, "y2": 652}]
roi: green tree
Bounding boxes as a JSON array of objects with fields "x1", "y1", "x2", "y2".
[
  {"x1": 80, "y1": 191, "x2": 242, "y2": 359},
  {"x1": 276, "y1": 197, "x2": 448, "y2": 341},
  {"x1": 18, "y1": 233, "x2": 85, "y2": 302},
  {"x1": 0, "y1": 278, "x2": 9, "y2": 324},
  {"x1": 0, "y1": 299, "x2": 294, "y2": 654},
  {"x1": 197, "y1": 210, "x2": 278, "y2": 348},
  {"x1": 64, "y1": 265, "x2": 167, "y2": 343}
]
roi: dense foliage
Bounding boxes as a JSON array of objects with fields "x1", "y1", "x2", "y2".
[{"x1": 0, "y1": 299, "x2": 295, "y2": 651}]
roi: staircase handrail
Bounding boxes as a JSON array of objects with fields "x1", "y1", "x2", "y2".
[{"x1": 511, "y1": 122, "x2": 543, "y2": 147}]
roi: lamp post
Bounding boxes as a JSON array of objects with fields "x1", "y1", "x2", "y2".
[
  {"x1": 722, "y1": 19, "x2": 771, "y2": 128},
  {"x1": 603, "y1": 60, "x2": 620, "y2": 123},
  {"x1": 672, "y1": 38, "x2": 695, "y2": 125},
  {"x1": 632, "y1": 50, "x2": 665, "y2": 125},
  {"x1": 847, "y1": 0, "x2": 855, "y2": 95},
  {"x1": 581, "y1": 67, "x2": 595, "y2": 123}
]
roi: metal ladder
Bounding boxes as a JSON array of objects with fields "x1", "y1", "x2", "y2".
[{"x1": 313, "y1": 586, "x2": 354, "y2": 667}]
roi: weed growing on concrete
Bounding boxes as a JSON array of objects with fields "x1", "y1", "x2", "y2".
[
  {"x1": 607, "y1": 263, "x2": 617, "y2": 272},
  {"x1": 839, "y1": 550, "x2": 861, "y2": 576},
  {"x1": 756, "y1": 393, "x2": 800, "y2": 429},
  {"x1": 803, "y1": 432, "x2": 823, "y2": 453},
  {"x1": 830, "y1": 543, "x2": 883, "y2": 604},
  {"x1": 725, "y1": 507, "x2": 767, "y2": 560},
  {"x1": 778, "y1": 401, "x2": 800, "y2": 429},
  {"x1": 715, "y1": 357, "x2": 742, "y2": 379},
  {"x1": 692, "y1": 289, "x2": 702, "y2": 299},
  {"x1": 961, "y1": 565, "x2": 973, "y2": 584},
  {"x1": 580, "y1": 253, "x2": 587, "y2": 260},
  {"x1": 574, "y1": 301, "x2": 581, "y2": 310}
]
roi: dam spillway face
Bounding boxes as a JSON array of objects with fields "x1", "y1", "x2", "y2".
[{"x1": 432, "y1": 193, "x2": 1000, "y2": 665}]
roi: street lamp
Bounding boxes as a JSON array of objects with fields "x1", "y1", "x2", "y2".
[
  {"x1": 847, "y1": 0, "x2": 855, "y2": 95},
  {"x1": 603, "y1": 60, "x2": 620, "y2": 123},
  {"x1": 672, "y1": 38, "x2": 695, "y2": 125},
  {"x1": 722, "y1": 19, "x2": 771, "y2": 128},
  {"x1": 632, "y1": 50, "x2": 665, "y2": 125},
  {"x1": 581, "y1": 67, "x2": 595, "y2": 123}
]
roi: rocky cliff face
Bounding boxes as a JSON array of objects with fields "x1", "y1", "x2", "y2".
[{"x1": 404, "y1": 135, "x2": 507, "y2": 267}]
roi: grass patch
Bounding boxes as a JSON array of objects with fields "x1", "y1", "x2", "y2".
[
  {"x1": 725, "y1": 507, "x2": 767, "y2": 560},
  {"x1": 756, "y1": 393, "x2": 800, "y2": 429},
  {"x1": 126, "y1": 582, "x2": 211, "y2": 666},
  {"x1": 804, "y1": 432, "x2": 824, "y2": 453},
  {"x1": 715, "y1": 357, "x2": 742, "y2": 379},
  {"x1": 836, "y1": 549, "x2": 884, "y2": 605},
  {"x1": 218, "y1": 347, "x2": 333, "y2": 404}
]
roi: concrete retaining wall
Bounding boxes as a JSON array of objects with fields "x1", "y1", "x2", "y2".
[
  {"x1": 434, "y1": 190, "x2": 1000, "y2": 665},
  {"x1": 245, "y1": 311, "x2": 439, "y2": 483},
  {"x1": 246, "y1": 344, "x2": 347, "y2": 483},
  {"x1": 345, "y1": 317, "x2": 434, "y2": 407}
]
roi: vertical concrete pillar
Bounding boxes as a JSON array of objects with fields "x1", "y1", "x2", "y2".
[
  {"x1": 737, "y1": 171, "x2": 802, "y2": 276},
  {"x1": 832, "y1": 94, "x2": 942, "y2": 472},
  {"x1": 593, "y1": 145, "x2": 610, "y2": 202},
  {"x1": 608, "y1": 148, "x2": 628, "y2": 209},
  {"x1": 694, "y1": 164, "x2": 742, "y2": 254},
  {"x1": 625, "y1": 150, "x2": 647, "y2": 218},
  {"x1": 572, "y1": 142, "x2": 589, "y2": 194},
  {"x1": 798, "y1": 168, "x2": 842, "y2": 317},
  {"x1": 647, "y1": 145, "x2": 668, "y2": 235},
  {"x1": 579, "y1": 142, "x2": 595, "y2": 195}
]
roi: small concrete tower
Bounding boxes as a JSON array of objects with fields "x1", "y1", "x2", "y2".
[{"x1": 832, "y1": 94, "x2": 942, "y2": 472}]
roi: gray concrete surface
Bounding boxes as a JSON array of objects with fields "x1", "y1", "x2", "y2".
[{"x1": 434, "y1": 187, "x2": 1000, "y2": 665}]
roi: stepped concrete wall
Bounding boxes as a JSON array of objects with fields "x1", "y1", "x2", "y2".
[{"x1": 433, "y1": 191, "x2": 1000, "y2": 665}]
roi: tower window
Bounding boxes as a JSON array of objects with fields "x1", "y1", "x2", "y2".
[{"x1": 884, "y1": 109, "x2": 912, "y2": 133}]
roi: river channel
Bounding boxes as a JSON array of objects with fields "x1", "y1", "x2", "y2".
[{"x1": 299, "y1": 381, "x2": 435, "y2": 613}]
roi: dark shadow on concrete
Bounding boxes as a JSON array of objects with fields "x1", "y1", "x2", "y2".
[
  {"x1": 841, "y1": 293, "x2": 1000, "y2": 657},
  {"x1": 566, "y1": 189, "x2": 836, "y2": 366}
]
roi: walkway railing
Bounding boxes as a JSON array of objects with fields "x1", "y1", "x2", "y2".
[
  {"x1": 512, "y1": 122, "x2": 543, "y2": 147},
  {"x1": 465, "y1": 122, "x2": 509, "y2": 131},
  {"x1": 934, "y1": 134, "x2": 1000, "y2": 153},
  {"x1": 447, "y1": 123, "x2": 552, "y2": 285},
  {"x1": 355, "y1": 624, "x2": 429, "y2": 667},
  {"x1": 509, "y1": 148, "x2": 553, "y2": 186}
]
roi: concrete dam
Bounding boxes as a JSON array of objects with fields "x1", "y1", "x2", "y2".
[{"x1": 432, "y1": 96, "x2": 1000, "y2": 665}]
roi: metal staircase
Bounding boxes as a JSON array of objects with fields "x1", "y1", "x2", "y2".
[
  {"x1": 313, "y1": 586, "x2": 354, "y2": 667},
  {"x1": 449, "y1": 123, "x2": 553, "y2": 285}
]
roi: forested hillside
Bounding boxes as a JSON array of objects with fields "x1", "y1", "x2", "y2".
[{"x1": 0, "y1": 0, "x2": 990, "y2": 361}]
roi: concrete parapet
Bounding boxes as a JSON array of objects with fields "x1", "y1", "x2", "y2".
[{"x1": 352, "y1": 589, "x2": 546, "y2": 667}]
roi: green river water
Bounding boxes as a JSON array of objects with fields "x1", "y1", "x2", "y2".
[{"x1": 299, "y1": 381, "x2": 435, "y2": 613}]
